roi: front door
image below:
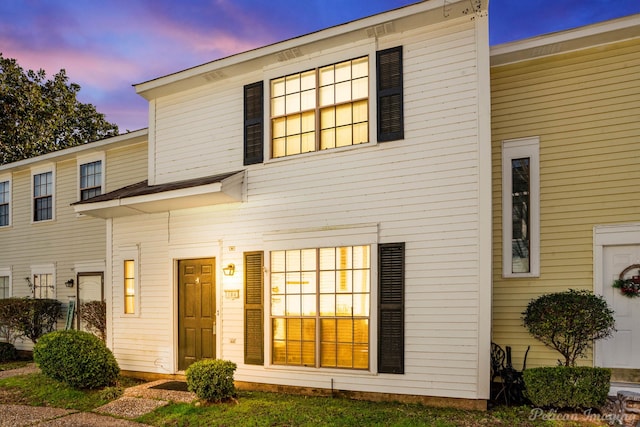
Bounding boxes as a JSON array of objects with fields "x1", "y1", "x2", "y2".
[
  {"x1": 599, "y1": 245, "x2": 640, "y2": 369},
  {"x1": 178, "y1": 258, "x2": 216, "y2": 371},
  {"x1": 76, "y1": 273, "x2": 104, "y2": 332}
]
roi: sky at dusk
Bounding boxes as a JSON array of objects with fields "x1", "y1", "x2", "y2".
[{"x1": 1, "y1": 0, "x2": 639, "y2": 132}]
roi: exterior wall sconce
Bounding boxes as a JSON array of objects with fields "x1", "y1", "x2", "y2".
[
  {"x1": 65, "y1": 278, "x2": 75, "y2": 288},
  {"x1": 222, "y1": 263, "x2": 235, "y2": 276}
]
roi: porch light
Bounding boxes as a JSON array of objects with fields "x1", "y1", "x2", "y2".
[
  {"x1": 222, "y1": 263, "x2": 235, "y2": 276},
  {"x1": 65, "y1": 278, "x2": 75, "y2": 288}
]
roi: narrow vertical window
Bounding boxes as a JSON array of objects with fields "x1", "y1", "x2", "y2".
[
  {"x1": 378, "y1": 242, "x2": 405, "y2": 374},
  {"x1": 124, "y1": 260, "x2": 135, "y2": 314},
  {"x1": 80, "y1": 160, "x2": 102, "y2": 200},
  {"x1": 0, "y1": 180, "x2": 9, "y2": 227},
  {"x1": 244, "y1": 81, "x2": 264, "y2": 165},
  {"x1": 244, "y1": 251, "x2": 264, "y2": 365},
  {"x1": 376, "y1": 46, "x2": 404, "y2": 142},
  {"x1": 0, "y1": 276, "x2": 9, "y2": 299},
  {"x1": 502, "y1": 138, "x2": 540, "y2": 277},
  {"x1": 33, "y1": 171, "x2": 53, "y2": 221}
]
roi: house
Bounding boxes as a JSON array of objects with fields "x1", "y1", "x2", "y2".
[
  {"x1": 73, "y1": 0, "x2": 492, "y2": 408},
  {"x1": 490, "y1": 13, "x2": 640, "y2": 385},
  {"x1": 0, "y1": 130, "x2": 147, "y2": 342}
]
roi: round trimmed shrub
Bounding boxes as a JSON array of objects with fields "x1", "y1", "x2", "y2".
[
  {"x1": 0, "y1": 342, "x2": 18, "y2": 362},
  {"x1": 186, "y1": 359, "x2": 237, "y2": 402},
  {"x1": 34, "y1": 330, "x2": 119, "y2": 389}
]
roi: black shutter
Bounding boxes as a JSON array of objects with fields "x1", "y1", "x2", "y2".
[
  {"x1": 244, "y1": 82, "x2": 264, "y2": 165},
  {"x1": 376, "y1": 46, "x2": 404, "y2": 142},
  {"x1": 378, "y1": 242, "x2": 405, "y2": 374},
  {"x1": 244, "y1": 251, "x2": 264, "y2": 365}
]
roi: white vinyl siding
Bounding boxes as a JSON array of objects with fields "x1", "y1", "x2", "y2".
[{"x1": 113, "y1": 15, "x2": 491, "y2": 401}]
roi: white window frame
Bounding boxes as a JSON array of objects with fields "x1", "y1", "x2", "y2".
[
  {"x1": 502, "y1": 137, "x2": 540, "y2": 278},
  {"x1": 119, "y1": 245, "x2": 140, "y2": 317},
  {"x1": 76, "y1": 152, "x2": 105, "y2": 201},
  {"x1": 0, "y1": 267, "x2": 11, "y2": 299},
  {"x1": 31, "y1": 164, "x2": 55, "y2": 223},
  {"x1": 30, "y1": 264, "x2": 56, "y2": 299},
  {"x1": 263, "y1": 42, "x2": 377, "y2": 163},
  {"x1": 0, "y1": 175, "x2": 11, "y2": 228}
]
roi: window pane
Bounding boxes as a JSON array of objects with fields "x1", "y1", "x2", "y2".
[
  {"x1": 320, "y1": 129, "x2": 335, "y2": 150},
  {"x1": 285, "y1": 74, "x2": 300, "y2": 94},
  {"x1": 301, "y1": 111, "x2": 315, "y2": 132},
  {"x1": 320, "y1": 294, "x2": 335, "y2": 316},
  {"x1": 272, "y1": 340, "x2": 286, "y2": 364},
  {"x1": 273, "y1": 318, "x2": 285, "y2": 340},
  {"x1": 352, "y1": 57, "x2": 368, "y2": 78},
  {"x1": 301, "y1": 294, "x2": 316, "y2": 316},
  {"x1": 335, "y1": 104, "x2": 352, "y2": 127},
  {"x1": 285, "y1": 93, "x2": 300, "y2": 113},
  {"x1": 336, "y1": 294, "x2": 352, "y2": 316},
  {"x1": 300, "y1": 70, "x2": 315, "y2": 90},
  {"x1": 334, "y1": 61, "x2": 351, "y2": 82},
  {"x1": 273, "y1": 138, "x2": 286, "y2": 158},
  {"x1": 272, "y1": 78, "x2": 285, "y2": 97},
  {"x1": 336, "y1": 126, "x2": 352, "y2": 147},
  {"x1": 272, "y1": 117, "x2": 286, "y2": 138},
  {"x1": 512, "y1": 158, "x2": 530, "y2": 273},
  {"x1": 286, "y1": 135, "x2": 301, "y2": 155},
  {"x1": 286, "y1": 294, "x2": 301, "y2": 316},
  {"x1": 301, "y1": 90, "x2": 316, "y2": 111},
  {"x1": 335, "y1": 81, "x2": 352, "y2": 104},
  {"x1": 352, "y1": 77, "x2": 368, "y2": 99},
  {"x1": 319, "y1": 248, "x2": 335, "y2": 270},
  {"x1": 320, "y1": 107, "x2": 335, "y2": 130},
  {"x1": 353, "y1": 123, "x2": 368, "y2": 145},
  {"x1": 319, "y1": 65, "x2": 334, "y2": 86},
  {"x1": 272, "y1": 97, "x2": 285, "y2": 117},
  {"x1": 301, "y1": 133, "x2": 315, "y2": 153},
  {"x1": 319, "y1": 86, "x2": 334, "y2": 106},
  {"x1": 319, "y1": 271, "x2": 335, "y2": 293},
  {"x1": 286, "y1": 115, "x2": 301, "y2": 135},
  {"x1": 287, "y1": 318, "x2": 301, "y2": 341}
]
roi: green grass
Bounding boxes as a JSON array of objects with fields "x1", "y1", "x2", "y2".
[
  {"x1": 0, "y1": 372, "x2": 143, "y2": 411},
  {"x1": 0, "y1": 360, "x2": 30, "y2": 371},
  {"x1": 0, "y1": 361, "x2": 605, "y2": 426},
  {"x1": 136, "y1": 391, "x2": 601, "y2": 427}
]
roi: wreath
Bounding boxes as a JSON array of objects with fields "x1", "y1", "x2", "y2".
[{"x1": 613, "y1": 264, "x2": 640, "y2": 298}]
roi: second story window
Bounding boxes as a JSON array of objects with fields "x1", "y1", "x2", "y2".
[
  {"x1": 0, "y1": 180, "x2": 9, "y2": 227},
  {"x1": 271, "y1": 56, "x2": 369, "y2": 158},
  {"x1": 80, "y1": 160, "x2": 102, "y2": 200},
  {"x1": 33, "y1": 171, "x2": 53, "y2": 222}
]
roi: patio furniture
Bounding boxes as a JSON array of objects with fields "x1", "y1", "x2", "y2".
[{"x1": 491, "y1": 342, "x2": 530, "y2": 405}]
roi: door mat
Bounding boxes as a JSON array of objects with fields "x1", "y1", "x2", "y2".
[{"x1": 149, "y1": 381, "x2": 190, "y2": 392}]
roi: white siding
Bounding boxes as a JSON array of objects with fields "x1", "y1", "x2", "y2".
[{"x1": 112, "y1": 15, "x2": 490, "y2": 401}]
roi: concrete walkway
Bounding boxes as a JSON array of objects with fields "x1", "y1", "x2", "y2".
[{"x1": 0, "y1": 364, "x2": 197, "y2": 426}]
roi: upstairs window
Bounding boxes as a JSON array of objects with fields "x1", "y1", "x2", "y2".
[
  {"x1": 0, "y1": 180, "x2": 10, "y2": 227},
  {"x1": 502, "y1": 137, "x2": 540, "y2": 277},
  {"x1": 80, "y1": 160, "x2": 102, "y2": 200},
  {"x1": 33, "y1": 171, "x2": 53, "y2": 222},
  {"x1": 271, "y1": 56, "x2": 369, "y2": 158}
]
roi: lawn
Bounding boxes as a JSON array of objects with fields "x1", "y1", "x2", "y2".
[{"x1": 0, "y1": 361, "x2": 610, "y2": 426}]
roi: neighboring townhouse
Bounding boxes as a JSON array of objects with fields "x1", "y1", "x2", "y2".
[
  {"x1": 74, "y1": 1, "x2": 493, "y2": 408},
  {"x1": 0, "y1": 129, "x2": 148, "y2": 346},
  {"x1": 491, "y1": 14, "x2": 640, "y2": 384}
]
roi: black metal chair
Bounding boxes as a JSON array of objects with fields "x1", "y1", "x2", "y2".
[{"x1": 492, "y1": 343, "x2": 530, "y2": 406}]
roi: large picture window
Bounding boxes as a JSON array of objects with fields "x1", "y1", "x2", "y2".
[
  {"x1": 271, "y1": 57, "x2": 369, "y2": 158},
  {"x1": 270, "y1": 246, "x2": 370, "y2": 369},
  {"x1": 502, "y1": 137, "x2": 540, "y2": 277}
]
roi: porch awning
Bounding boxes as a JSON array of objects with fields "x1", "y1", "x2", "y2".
[{"x1": 72, "y1": 170, "x2": 244, "y2": 218}]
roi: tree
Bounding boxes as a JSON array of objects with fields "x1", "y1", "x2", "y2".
[
  {"x1": 0, "y1": 53, "x2": 118, "y2": 165},
  {"x1": 522, "y1": 289, "x2": 615, "y2": 366}
]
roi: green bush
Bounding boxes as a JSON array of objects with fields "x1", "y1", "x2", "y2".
[
  {"x1": 0, "y1": 342, "x2": 18, "y2": 362},
  {"x1": 0, "y1": 298, "x2": 62, "y2": 343},
  {"x1": 186, "y1": 359, "x2": 237, "y2": 402},
  {"x1": 34, "y1": 330, "x2": 119, "y2": 389},
  {"x1": 522, "y1": 289, "x2": 615, "y2": 366},
  {"x1": 524, "y1": 366, "x2": 611, "y2": 409}
]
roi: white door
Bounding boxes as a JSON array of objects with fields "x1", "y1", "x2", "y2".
[
  {"x1": 77, "y1": 273, "x2": 103, "y2": 331},
  {"x1": 598, "y1": 245, "x2": 640, "y2": 369}
]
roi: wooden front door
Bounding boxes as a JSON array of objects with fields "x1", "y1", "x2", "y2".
[{"x1": 178, "y1": 258, "x2": 216, "y2": 370}]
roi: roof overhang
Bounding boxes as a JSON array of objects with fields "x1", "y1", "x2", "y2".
[
  {"x1": 73, "y1": 171, "x2": 244, "y2": 219},
  {"x1": 491, "y1": 13, "x2": 640, "y2": 66},
  {"x1": 134, "y1": 0, "x2": 487, "y2": 100}
]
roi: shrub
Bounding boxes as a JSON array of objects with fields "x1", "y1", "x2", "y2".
[
  {"x1": 186, "y1": 359, "x2": 237, "y2": 402},
  {"x1": 0, "y1": 298, "x2": 62, "y2": 343},
  {"x1": 80, "y1": 300, "x2": 106, "y2": 341},
  {"x1": 0, "y1": 342, "x2": 18, "y2": 362},
  {"x1": 34, "y1": 330, "x2": 119, "y2": 389},
  {"x1": 524, "y1": 366, "x2": 611, "y2": 409},
  {"x1": 522, "y1": 289, "x2": 615, "y2": 366}
]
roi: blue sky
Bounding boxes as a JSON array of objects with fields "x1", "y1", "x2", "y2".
[{"x1": 1, "y1": 0, "x2": 639, "y2": 131}]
